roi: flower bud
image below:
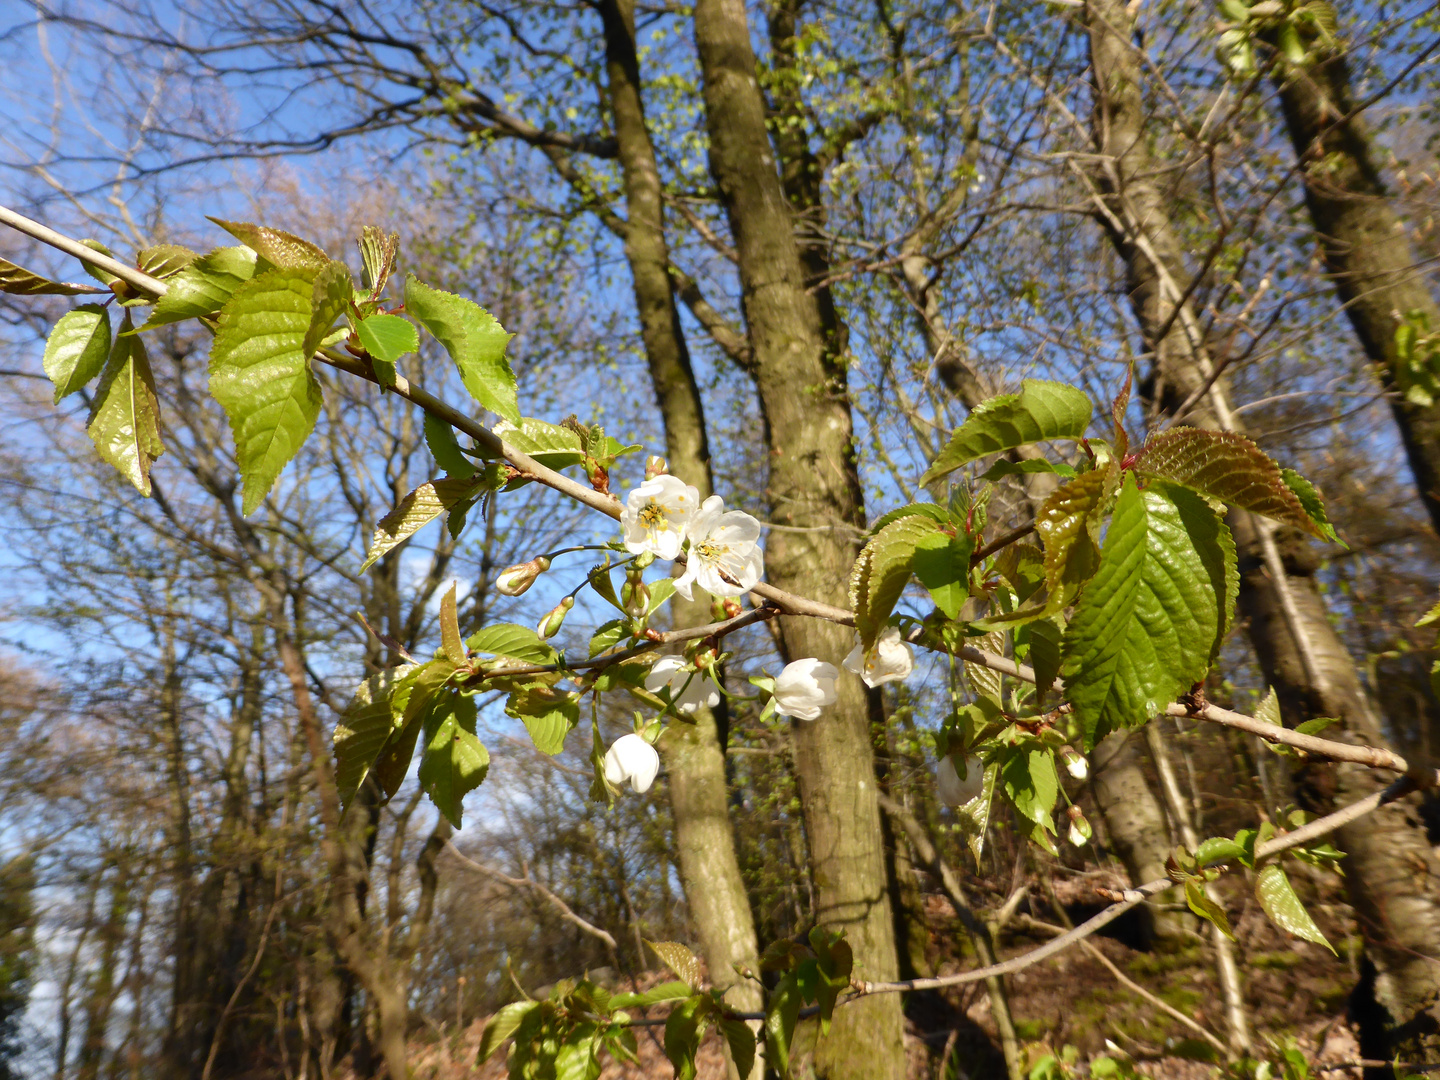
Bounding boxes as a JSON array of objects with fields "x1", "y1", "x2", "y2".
[
  {"x1": 536, "y1": 595, "x2": 575, "y2": 639},
  {"x1": 604, "y1": 733, "x2": 660, "y2": 794},
  {"x1": 494, "y1": 556, "x2": 550, "y2": 597},
  {"x1": 1061, "y1": 746, "x2": 1089, "y2": 781},
  {"x1": 772, "y1": 658, "x2": 839, "y2": 721},
  {"x1": 644, "y1": 455, "x2": 669, "y2": 480},
  {"x1": 937, "y1": 755, "x2": 985, "y2": 807},
  {"x1": 711, "y1": 597, "x2": 729, "y2": 622},
  {"x1": 721, "y1": 598, "x2": 743, "y2": 620},
  {"x1": 1066, "y1": 805, "x2": 1092, "y2": 847},
  {"x1": 621, "y1": 571, "x2": 650, "y2": 618}
]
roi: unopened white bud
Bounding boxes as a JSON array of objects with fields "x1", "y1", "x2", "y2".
[{"x1": 495, "y1": 556, "x2": 550, "y2": 597}]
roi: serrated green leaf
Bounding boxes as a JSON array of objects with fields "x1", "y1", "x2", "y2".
[
  {"x1": 849, "y1": 514, "x2": 944, "y2": 647},
  {"x1": 1295, "y1": 716, "x2": 1338, "y2": 735},
  {"x1": 647, "y1": 940, "x2": 703, "y2": 987},
  {"x1": 87, "y1": 314, "x2": 164, "y2": 496},
  {"x1": 1256, "y1": 863, "x2": 1333, "y2": 951},
  {"x1": 418, "y1": 691, "x2": 487, "y2": 827},
  {"x1": 610, "y1": 981, "x2": 692, "y2": 1008},
  {"x1": 488, "y1": 416, "x2": 585, "y2": 472},
  {"x1": 478, "y1": 1000, "x2": 537, "y2": 1061},
  {"x1": 361, "y1": 476, "x2": 486, "y2": 570},
  {"x1": 912, "y1": 531, "x2": 974, "y2": 620},
  {"x1": 1280, "y1": 468, "x2": 1342, "y2": 546},
  {"x1": 466, "y1": 623, "x2": 558, "y2": 664},
  {"x1": 209, "y1": 269, "x2": 322, "y2": 515},
  {"x1": 663, "y1": 995, "x2": 710, "y2": 1080},
  {"x1": 0, "y1": 255, "x2": 104, "y2": 295},
  {"x1": 404, "y1": 275, "x2": 519, "y2": 424},
  {"x1": 720, "y1": 1017, "x2": 757, "y2": 1080},
  {"x1": 422, "y1": 413, "x2": 476, "y2": 478},
  {"x1": 554, "y1": 1029, "x2": 601, "y2": 1080},
  {"x1": 1034, "y1": 467, "x2": 1110, "y2": 612},
  {"x1": 333, "y1": 664, "x2": 417, "y2": 808},
  {"x1": 302, "y1": 261, "x2": 353, "y2": 359},
  {"x1": 1257, "y1": 687, "x2": 1282, "y2": 728},
  {"x1": 1160, "y1": 481, "x2": 1238, "y2": 665},
  {"x1": 134, "y1": 246, "x2": 259, "y2": 331},
  {"x1": 136, "y1": 244, "x2": 197, "y2": 279},
  {"x1": 1185, "y1": 880, "x2": 1235, "y2": 940},
  {"x1": 922, "y1": 380, "x2": 1092, "y2": 484},
  {"x1": 956, "y1": 761, "x2": 999, "y2": 863},
  {"x1": 355, "y1": 312, "x2": 418, "y2": 365},
  {"x1": 43, "y1": 304, "x2": 111, "y2": 403},
  {"x1": 439, "y1": 582, "x2": 465, "y2": 664},
  {"x1": 209, "y1": 217, "x2": 330, "y2": 270},
  {"x1": 358, "y1": 226, "x2": 399, "y2": 299},
  {"x1": 1133, "y1": 428, "x2": 1327, "y2": 539},
  {"x1": 764, "y1": 974, "x2": 801, "y2": 1077},
  {"x1": 1000, "y1": 746, "x2": 1059, "y2": 831},
  {"x1": 506, "y1": 685, "x2": 579, "y2": 754},
  {"x1": 1027, "y1": 616, "x2": 1063, "y2": 700},
  {"x1": 980, "y1": 457, "x2": 1077, "y2": 482},
  {"x1": 1195, "y1": 836, "x2": 1246, "y2": 866},
  {"x1": 965, "y1": 629, "x2": 1006, "y2": 705},
  {"x1": 868, "y1": 501, "x2": 951, "y2": 534},
  {"x1": 588, "y1": 619, "x2": 630, "y2": 658},
  {"x1": 1061, "y1": 474, "x2": 1221, "y2": 747}
]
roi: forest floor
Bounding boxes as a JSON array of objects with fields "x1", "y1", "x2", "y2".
[{"x1": 372, "y1": 862, "x2": 1366, "y2": 1079}]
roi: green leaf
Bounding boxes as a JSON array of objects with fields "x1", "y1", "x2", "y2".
[
  {"x1": 466, "y1": 623, "x2": 558, "y2": 664},
  {"x1": 333, "y1": 664, "x2": 417, "y2": 808},
  {"x1": 302, "y1": 261, "x2": 354, "y2": 359},
  {"x1": 478, "y1": 1001, "x2": 537, "y2": 1061},
  {"x1": 554, "y1": 1029, "x2": 601, "y2": 1080},
  {"x1": 418, "y1": 691, "x2": 488, "y2": 827},
  {"x1": 1194, "y1": 837, "x2": 1247, "y2": 867},
  {"x1": 663, "y1": 995, "x2": 710, "y2": 1080},
  {"x1": 404, "y1": 276, "x2": 519, "y2": 424},
  {"x1": 1133, "y1": 429, "x2": 1329, "y2": 539},
  {"x1": 1257, "y1": 687, "x2": 1282, "y2": 728},
  {"x1": 355, "y1": 312, "x2": 418, "y2": 365},
  {"x1": 423, "y1": 413, "x2": 476, "y2": 478},
  {"x1": 999, "y1": 746, "x2": 1059, "y2": 832},
  {"x1": 209, "y1": 269, "x2": 322, "y2": 515},
  {"x1": 43, "y1": 304, "x2": 111, "y2": 403},
  {"x1": 1161, "y1": 481, "x2": 1239, "y2": 666},
  {"x1": 765, "y1": 973, "x2": 801, "y2": 1076},
  {"x1": 208, "y1": 217, "x2": 330, "y2": 270},
  {"x1": 647, "y1": 940, "x2": 703, "y2": 987},
  {"x1": 955, "y1": 760, "x2": 999, "y2": 863},
  {"x1": 136, "y1": 244, "x2": 197, "y2": 279},
  {"x1": 358, "y1": 226, "x2": 399, "y2": 299},
  {"x1": 1281, "y1": 469, "x2": 1342, "y2": 546},
  {"x1": 439, "y1": 582, "x2": 465, "y2": 664},
  {"x1": 588, "y1": 619, "x2": 630, "y2": 658},
  {"x1": 869, "y1": 501, "x2": 951, "y2": 534},
  {"x1": 87, "y1": 314, "x2": 164, "y2": 496},
  {"x1": 610, "y1": 981, "x2": 693, "y2": 1008},
  {"x1": 720, "y1": 1017, "x2": 757, "y2": 1080},
  {"x1": 980, "y1": 458, "x2": 1077, "y2": 482},
  {"x1": 1026, "y1": 616, "x2": 1063, "y2": 699},
  {"x1": 1256, "y1": 863, "x2": 1333, "y2": 952},
  {"x1": 1295, "y1": 716, "x2": 1338, "y2": 736},
  {"x1": 136, "y1": 246, "x2": 259, "y2": 330},
  {"x1": 488, "y1": 417, "x2": 585, "y2": 470},
  {"x1": 505, "y1": 685, "x2": 579, "y2": 754},
  {"x1": 0, "y1": 255, "x2": 104, "y2": 295},
  {"x1": 1034, "y1": 467, "x2": 1110, "y2": 612},
  {"x1": 849, "y1": 513, "x2": 944, "y2": 647},
  {"x1": 1185, "y1": 880, "x2": 1235, "y2": 940},
  {"x1": 921, "y1": 380, "x2": 1092, "y2": 484},
  {"x1": 361, "y1": 477, "x2": 486, "y2": 571},
  {"x1": 912, "y1": 531, "x2": 974, "y2": 620},
  {"x1": 1061, "y1": 474, "x2": 1222, "y2": 746}
]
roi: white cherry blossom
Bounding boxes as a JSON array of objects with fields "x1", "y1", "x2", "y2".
[
  {"x1": 674, "y1": 495, "x2": 764, "y2": 599},
  {"x1": 621, "y1": 475, "x2": 701, "y2": 560},
  {"x1": 843, "y1": 626, "x2": 914, "y2": 688},
  {"x1": 937, "y1": 755, "x2": 985, "y2": 807},
  {"x1": 604, "y1": 733, "x2": 660, "y2": 794},
  {"x1": 644, "y1": 653, "x2": 722, "y2": 714},
  {"x1": 772, "y1": 659, "x2": 839, "y2": 721}
]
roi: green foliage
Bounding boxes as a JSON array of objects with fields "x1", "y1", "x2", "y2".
[
  {"x1": 302, "y1": 260, "x2": 353, "y2": 358},
  {"x1": 849, "y1": 513, "x2": 943, "y2": 646},
  {"x1": 506, "y1": 685, "x2": 579, "y2": 755},
  {"x1": 209, "y1": 269, "x2": 323, "y2": 514},
  {"x1": 43, "y1": 304, "x2": 111, "y2": 403},
  {"x1": 424, "y1": 414, "x2": 476, "y2": 478},
  {"x1": 0, "y1": 254, "x2": 103, "y2": 295},
  {"x1": 921, "y1": 379, "x2": 1092, "y2": 484},
  {"x1": 361, "y1": 476, "x2": 489, "y2": 571},
  {"x1": 417, "y1": 690, "x2": 487, "y2": 827},
  {"x1": 1033, "y1": 467, "x2": 1109, "y2": 616},
  {"x1": 1255, "y1": 864, "x2": 1333, "y2": 953},
  {"x1": 404, "y1": 275, "x2": 520, "y2": 425},
  {"x1": 87, "y1": 313, "x2": 164, "y2": 497},
  {"x1": 912, "y1": 530, "x2": 974, "y2": 620},
  {"x1": 355, "y1": 312, "x2": 419, "y2": 366},
  {"x1": 137, "y1": 244, "x2": 197, "y2": 279},
  {"x1": 1280, "y1": 469, "x2": 1341, "y2": 545},
  {"x1": 358, "y1": 225, "x2": 399, "y2": 299},
  {"x1": 136, "y1": 246, "x2": 259, "y2": 330},
  {"x1": 1061, "y1": 475, "x2": 1230, "y2": 745},
  {"x1": 209, "y1": 216, "x2": 330, "y2": 270}
]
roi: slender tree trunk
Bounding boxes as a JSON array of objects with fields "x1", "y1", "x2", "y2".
[
  {"x1": 596, "y1": 4, "x2": 764, "y2": 1075},
  {"x1": 1268, "y1": 20, "x2": 1440, "y2": 535},
  {"x1": 692, "y1": 2, "x2": 906, "y2": 1075},
  {"x1": 1084, "y1": 0, "x2": 1440, "y2": 1062},
  {"x1": 77, "y1": 866, "x2": 132, "y2": 1080}
]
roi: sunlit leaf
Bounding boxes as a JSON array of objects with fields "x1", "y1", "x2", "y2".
[
  {"x1": 355, "y1": 312, "x2": 418, "y2": 365},
  {"x1": 333, "y1": 664, "x2": 417, "y2": 808},
  {"x1": 405, "y1": 275, "x2": 519, "y2": 424},
  {"x1": 135, "y1": 246, "x2": 260, "y2": 330},
  {"x1": 506, "y1": 685, "x2": 579, "y2": 754},
  {"x1": 0, "y1": 255, "x2": 104, "y2": 295},
  {"x1": 478, "y1": 1000, "x2": 537, "y2": 1061},
  {"x1": 849, "y1": 513, "x2": 943, "y2": 647},
  {"x1": 361, "y1": 476, "x2": 486, "y2": 571},
  {"x1": 1185, "y1": 881, "x2": 1235, "y2": 940},
  {"x1": 43, "y1": 304, "x2": 111, "y2": 403},
  {"x1": 87, "y1": 313, "x2": 164, "y2": 496},
  {"x1": 358, "y1": 225, "x2": 399, "y2": 299},
  {"x1": 136, "y1": 244, "x2": 197, "y2": 279},
  {"x1": 921, "y1": 380, "x2": 1092, "y2": 484},
  {"x1": 209, "y1": 217, "x2": 330, "y2": 270},
  {"x1": 418, "y1": 691, "x2": 487, "y2": 827},
  {"x1": 1256, "y1": 863, "x2": 1334, "y2": 952},
  {"x1": 302, "y1": 260, "x2": 353, "y2": 359}
]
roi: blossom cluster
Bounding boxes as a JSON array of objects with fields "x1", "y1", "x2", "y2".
[{"x1": 620, "y1": 475, "x2": 763, "y2": 599}]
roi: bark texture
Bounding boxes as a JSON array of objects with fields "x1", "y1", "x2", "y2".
[
  {"x1": 1085, "y1": 0, "x2": 1440, "y2": 1062},
  {"x1": 1269, "y1": 25, "x2": 1440, "y2": 535},
  {"x1": 692, "y1": 1, "x2": 906, "y2": 1075},
  {"x1": 598, "y1": 4, "x2": 763, "y2": 1075}
]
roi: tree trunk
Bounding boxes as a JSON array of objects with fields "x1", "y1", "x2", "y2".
[
  {"x1": 1084, "y1": 0, "x2": 1440, "y2": 1061},
  {"x1": 1269, "y1": 21, "x2": 1440, "y2": 535},
  {"x1": 597, "y1": 5, "x2": 764, "y2": 1075},
  {"x1": 692, "y1": 2, "x2": 906, "y2": 1076}
]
